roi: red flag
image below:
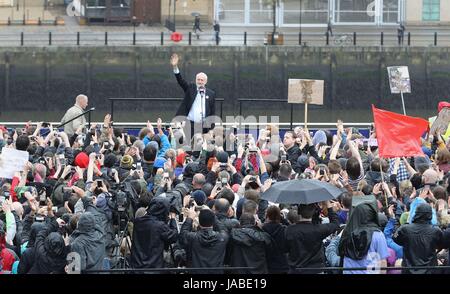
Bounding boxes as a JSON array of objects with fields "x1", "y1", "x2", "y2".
[{"x1": 372, "y1": 105, "x2": 429, "y2": 158}]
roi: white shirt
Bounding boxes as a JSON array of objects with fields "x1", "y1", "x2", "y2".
[{"x1": 174, "y1": 67, "x2": 205, "y2": 123}]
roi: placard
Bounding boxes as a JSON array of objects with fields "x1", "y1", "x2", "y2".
[
  {"x1": 0, "y1": 148, "x2": 29, "y2": 179},
  {"x1": 387, "y1": 66, "x2": 411, "y2": 94},
  {"x1": 288, "y1": 79, "x2": 324, "y2": 105}
]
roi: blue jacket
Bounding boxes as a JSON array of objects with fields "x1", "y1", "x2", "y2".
[
  {"x1": 157, "y1": 134, "x2": 171, "y2": 158},
  {"x1": 384, "y1": 218, "x2": 403, "y2": 259},
  {"x1": 408, "y1": 198, "x2": 438, "y2": 226}
]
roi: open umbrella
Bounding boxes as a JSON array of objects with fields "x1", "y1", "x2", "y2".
[
  {"x1": 191, "y1": 12, "x2": 201, "y2": 17},
  {"x1": 261, "y1": 179, "x2": 344, "y2": 205}
]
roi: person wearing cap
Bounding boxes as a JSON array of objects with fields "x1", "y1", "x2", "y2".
[
  {"x1": 60, "y1": 94, "x2": 89, "y2": 137},
  {"x1": 170, "y1": 53, "x2": 216, "y2": 136}
]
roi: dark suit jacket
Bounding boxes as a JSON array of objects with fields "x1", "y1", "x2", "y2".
[{"x1": 174, "y1": 72, "x2": 216, "y2": 120}]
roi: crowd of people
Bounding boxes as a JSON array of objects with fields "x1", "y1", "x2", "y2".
[{"x1": 2, "y1": 103, "x2": 450, "y2": 274}]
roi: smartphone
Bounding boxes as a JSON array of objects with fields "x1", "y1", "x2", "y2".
[
  {"x1": 97, "y1": 180, "x2": 103, "y2": 188},
  {"x1": 103, "y1": 142, "x2": 110, "y2": 148},
  {"x1": 0, "y1": 196, "x2": 5, "y2": 206},
  {"x1": 41, "y1": 122, "x2": 50, "y2": 128},
  {"x1": 221, "y1": 177, "x2": 228, "y2": 187},
  {"x1": 281, "y1": 155, "x2": 287, "y2": 162},
  {"x1": 136, "y1": 162, "x2": 142, "y2": 171},
  {"x1": 163, "y1": 172, "x2": 169, "y2": 179},
  {"x1": 52, "y1": 206, "x2": 58, "y2": 213}
]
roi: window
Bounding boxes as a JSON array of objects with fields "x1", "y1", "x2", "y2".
[
  {"x1": 423, "y1": 0, "x2": 440, "y2": 21},
  {"x1": 86, "y1": 0, "x2": 105, "y2": 7},
  {"x1": 383, "y1": 0, "x2": 399, "y2": 23},
  {"x1": 334, "y1": 0, "x2": 375, "y2": 23}
]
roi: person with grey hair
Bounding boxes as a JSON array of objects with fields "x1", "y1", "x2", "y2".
[
  {"x1": 60, "y1": 94, "x2": 89, "y2": 136},
  {"x1": 170, "y1": 53, "x2": 216, "y2": 135}
]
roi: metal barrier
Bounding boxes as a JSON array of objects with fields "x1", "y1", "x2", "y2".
[
  {"x1": 294, "y1": 265, "x2": 450, "y2": 273},
  {"x1": 84, "y1": 266, "x2": 255, "y2": 274},
  {"x1": 83, "y1": 265, "x2": 450, "y2": 274},
  {"x1": 108, "y1": 97, "x2": 224, "y2": 122},
  {"x1": 4, "y1": 31, "x2": 450, "y2": 47}
]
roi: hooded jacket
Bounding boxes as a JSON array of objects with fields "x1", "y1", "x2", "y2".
[
  {"x1": 229, "y1": 225, "x2": 272, "y2": 274},
  {"x1": 179, "y1": 218, "x2": 229, "y2": 274},
  {"x1": 130, "y1": 196, "x2": 178, "y2": 269},
  {"x1": 393, "y1": 203, "x2": 443, "y2": 274},
  {"x1": 18, "y1": 222, "x2": 46, "y2": 274},
  {"x1": 70, "y1": 212, "x2": 106, "y2": 272},
  {"x1": 286, "y1": 208, "x2": 340, "y2": 273},
  {"x1": 339, "y1": 201, "x2": 381, "y2": 261},
  {"x1": 28, "y1": 217, "x2": 69, "y2": 274},
  {"x1": 262, "y1": 222, "x2": 289, "y2": 273}
]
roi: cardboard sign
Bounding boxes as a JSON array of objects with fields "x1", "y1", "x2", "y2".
[
  {"x1": 387, "y1": 66, "x2": 411, "y2": 94},
  {"x1": 288, "y1": 79, "x2": 324, "y2": 105},
  {"x1": 430, "y1": 107, "x2": 450, "y2": 136},
  {"x1": 0, "y1": 147, "x2": 29, "y2": 179}
]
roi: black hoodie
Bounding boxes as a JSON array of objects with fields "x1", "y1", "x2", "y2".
[
  {"x1": 339, "y1": 201, "x2": 381, "y2": 261},
  {"x1": 393, "y1": 203, "x2": 443, "y2": 274},
  {"x1": 262, "y1": 222, "x2": 288, "y2": 273},
  {"x1": 28, "y1": 217, "x2": 69, "y2": 274},
  {"x1": 18, "y1": 222, "x2": 46, "y2": 274},
  {"x1": 179, "y1": 218, "x2": 229, "y2": 274},
  {"x1": 230, "y1": 225, "x2": 272, "y2": 274},
  {"x1": 130, "y1": 196, "x2": 178, "y2": 269}
]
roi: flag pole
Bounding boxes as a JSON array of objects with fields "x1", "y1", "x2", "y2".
[
  {"x1": 400, "y1": 91, "x2": 406, "y2": 115},
  {"x1": 304, "y1": 101, "x2": 308, "y2": 129},
  {"x1": 379, "y1": 158, "x2": 388, "y2": 208}
]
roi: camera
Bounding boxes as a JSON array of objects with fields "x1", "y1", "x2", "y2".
[{"x1": 219, "y1": 162, "x2": 227, "y2": 170}]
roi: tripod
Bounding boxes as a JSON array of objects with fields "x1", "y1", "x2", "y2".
[{"x1": 110, "y1": 209, "x2": 133, "y2": 269}]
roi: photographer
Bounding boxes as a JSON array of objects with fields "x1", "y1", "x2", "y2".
[
  {"x1": 130, "y1": 196, "x2": 178, "y2": 269},
  {"x1": 27, "y1": 198, "x2": 70, "y2": 274},
  {"x1": 179, "y1": 206, "x2": 229, "y2": 274}
]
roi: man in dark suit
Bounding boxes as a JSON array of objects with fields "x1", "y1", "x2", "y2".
[{"x1": 170, "y1": 53, "x2": 216, "y2": 137}]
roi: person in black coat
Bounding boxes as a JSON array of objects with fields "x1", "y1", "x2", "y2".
[
  {"x1": 179, "y1": 208, "x2": 229, "y2": 274},
  {"x1": 130, "y1": 196, "x2": 178, "y2": 270},
  {"x1": 17, "y1": 222, "x2": 46, "y2": 274},
  {"x1": 27, "y1": 202, "x2": 70, "y2": 274},
  {"x1": 285, "y1": 201, "x2": 339, "y2": 274},
  {"x1": 170, "y1": 53, "x2": 216, "y2": 135},
  {"x1": 393, "y1": 203, "x2": 443, "y2": 274},
  {"x1": 230, "y1": 213, "x2": 272, "y2": 274},
  {"x1": 262, "y1": 206, "x2": 288, "y2": 274}
]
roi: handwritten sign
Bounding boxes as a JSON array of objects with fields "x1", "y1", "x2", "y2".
[
  {"x1": 288, "y1": 79, "x2": 324, "y2": 105},
  {"x1": 0, "y1": 147, "x2": 29, "y2": 179},
  {"x1": 387, "y1": 66, "x2": 411, "y2": 94}
]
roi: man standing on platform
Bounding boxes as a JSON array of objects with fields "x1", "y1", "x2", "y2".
[
  {"x1": 170, "y1": 53, "x2": 216, "y2": 137},
  {"x1": 60, "y1": 94, "x2": 88, "y2": 136}
]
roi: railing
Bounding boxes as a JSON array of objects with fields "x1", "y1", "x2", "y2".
[
  {"x1": 82, "y1": 265, "x2": 450, "y2": 274},
  {"x1": 83, "y1": 266, "x2": 255, "y2": 274},
  {"x1": 108, "y1": 98, "x2": 225, "y2": 122},
  {"x1": 0, "y1": 31, "x2": 448, "y2": 47}
]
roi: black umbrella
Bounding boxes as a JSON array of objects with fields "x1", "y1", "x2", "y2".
[{"x1": 261, "y1": 179, "x2": 344, "y2": 204}]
